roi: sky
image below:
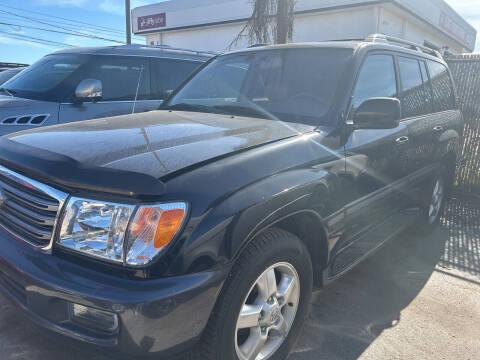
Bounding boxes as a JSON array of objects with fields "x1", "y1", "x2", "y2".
[{"x1": 0, "y1": 0, "x2": 479, "y2": 65}]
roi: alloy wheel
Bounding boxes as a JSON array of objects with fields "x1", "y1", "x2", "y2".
[{"x1": 234, "y1": 262, "x2": 300, "y2": 360}]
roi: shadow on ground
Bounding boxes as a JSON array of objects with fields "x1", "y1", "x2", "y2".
[
  {"x1": 0, "y1": 196, "x2": 478, "y2": 359},
  {"x1": 291, "y1": 195, "x2": 480, "y2": 359}
]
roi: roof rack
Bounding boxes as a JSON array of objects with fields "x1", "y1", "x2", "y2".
[
  {"x1": 124, "y1": 44, "x2": 218, "y2": 57},
  {"x1": 365, "y1": 34, "x2": 443, "y2": 59},
  {"x1": 0, "y1": 62, "x2": 29, "y2": 69}
]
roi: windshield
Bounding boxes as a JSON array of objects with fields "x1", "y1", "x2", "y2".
[
  {"x1": 165, "y1": 48, "x2": 352, "y2": 125},
  {"x1": 0, "y1": 69, "x2": 22, "y2": 85},
  {"x1": 1, "y1": 54, "x2": 88, "y2": 101}
]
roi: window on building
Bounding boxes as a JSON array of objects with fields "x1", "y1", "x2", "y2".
[
  {"x1": 351, "y1": 54, "x2": 397, "y2": 117},
  {"x1": 151, "y1": 59, "x2": 202, "y2": 100},
  {"x1": 426, "y1": 60, "x2": 456, "y2": 112},
  {"x1": 86, "y1": 56, "x2": 151, "y2": 101},
  {"x1": 398, "y1": 57, "x2": 429, "y2": 118}
]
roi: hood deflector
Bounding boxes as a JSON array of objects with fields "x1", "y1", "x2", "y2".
[{"x1": 0, "y1": 138, "x2": 165, "y2": 200}]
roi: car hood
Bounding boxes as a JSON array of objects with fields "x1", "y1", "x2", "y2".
[
  {"x1": 0, "y1": 94, "x2": 59, "y2": 135},
  {"x1": 6, "y1": 110, "x2": 315, "y2": 179}
]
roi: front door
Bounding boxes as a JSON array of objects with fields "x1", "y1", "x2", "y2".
[{"x1": 329, "y1": 53, "x2": 411, "y2": 277}]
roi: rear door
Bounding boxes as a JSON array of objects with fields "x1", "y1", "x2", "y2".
[
  {"x1": 426, "y1": 59, "x2": 459, "y2": 154},
  {"x1": 59, "y1": 56, "x2": 159, "y2": 123},
  {"x1": 402, "y1": 58, "x2": 458, "y2": 203},
  {"x1": 396, "y1": 56, "x2": 437, "y2": 205}
]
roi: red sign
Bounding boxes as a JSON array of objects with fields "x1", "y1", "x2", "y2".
[
  {"x1": 439, "y1": 12, "x2": 475, "y2": 49},
  {"x1": 138, "y1": 13, "x2": 166, "y2": 31}
]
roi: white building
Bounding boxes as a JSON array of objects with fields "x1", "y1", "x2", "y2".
[{"x1": 132, "y1": 0, "x2": 477, "y2": 55}]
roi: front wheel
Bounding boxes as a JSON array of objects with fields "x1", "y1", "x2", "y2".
[{"x1": 198, "y1": 228, "x2": 313, "y2": 360}]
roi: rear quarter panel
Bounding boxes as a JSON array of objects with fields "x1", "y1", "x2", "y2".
[{"x1": 436, "y1": 109, "x2": 462, "y2": 161}]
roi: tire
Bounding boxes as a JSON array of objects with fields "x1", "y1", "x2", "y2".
[
  {"x1": 198, "y1": 228, "x2": 313, "y2": 360},
  {"x1": 415, "y1": 168, "x2": 447, "y2": 234}
]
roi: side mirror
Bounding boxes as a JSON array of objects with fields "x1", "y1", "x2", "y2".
[
  {"x1": 353, "y1": 97, "x2": 401, "y2": 129},
  {"x1": 75, "y1": 79, "x2": 103, "y2": 103}
]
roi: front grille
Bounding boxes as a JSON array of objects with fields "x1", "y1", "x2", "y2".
[{"x1": 0, "y1": 165, "x2": 68, "y2": 248}]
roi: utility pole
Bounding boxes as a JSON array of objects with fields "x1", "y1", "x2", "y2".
[{"x1": 125, "y1": 0, "x2": 131, "y2": 44}]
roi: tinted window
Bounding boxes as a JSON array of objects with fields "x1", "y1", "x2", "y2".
[
  {"x1": 168, "y1": 48, "x2": 353, "y2": 125},
  {"x1": 351, "y1": 55, "x2": 397, "y2": 116},
  {"x1": 398, "y1": 57, "x2": 429, "y2": 118},
  {"x1": 182, "y1": 59, "x2": 250, "y2": 100},
  {"x1": 152, "y1": 59, "x2": 201, "y2": 100},
  {"x1": 85, "y1": 57, "x2": 150, "y2": 101},
  {"x1": 419, "y1": 60, "x2": 434, "y2": 113},
  {"x1": 427, "y1": 60, "x2": 455, "y2": 112}
]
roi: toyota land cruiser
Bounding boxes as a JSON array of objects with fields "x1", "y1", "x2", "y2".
[{"x1": 0, "y1": 35, "x2": 462, "y2": 360}]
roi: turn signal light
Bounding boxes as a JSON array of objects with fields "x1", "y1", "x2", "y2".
[{"x1": 125, "y1": 203, "x2": 187, "y2": 265}]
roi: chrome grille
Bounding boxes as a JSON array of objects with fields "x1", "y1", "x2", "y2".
[{"x1": 0, "y1": 165, "x2": 68, "y2": 249}]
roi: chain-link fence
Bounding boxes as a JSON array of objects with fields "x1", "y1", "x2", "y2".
[{"x1": 446, "y1": 55, "x2": 480, "y2": 194}]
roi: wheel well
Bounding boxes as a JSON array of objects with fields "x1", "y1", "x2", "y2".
[{"x1": 271, "y1": 212, "x2": 329, "y2": 287}]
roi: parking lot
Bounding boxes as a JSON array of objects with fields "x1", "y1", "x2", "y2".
[{"x1": 1, "y1": 196, "x2": 479, "y2": 360}]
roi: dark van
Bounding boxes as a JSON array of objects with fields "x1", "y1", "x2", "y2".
[{"x1": 0, "y1": 45, "x2": 214, "y2": 135}]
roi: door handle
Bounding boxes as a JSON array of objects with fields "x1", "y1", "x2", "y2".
[
  {"x1": 395, "y1": 136, "x2": 409, "y2": 144},
  {"x1": 433, "y1": 125, "x2": 444, "y2": 133}
]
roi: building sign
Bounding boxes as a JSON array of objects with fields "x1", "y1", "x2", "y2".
[
  {"x1": 439, "y1": 12, "x2": 475, "y2": 49},
  {"x1": 138, "y1": 13, "x2": 166, "y2": 31}
]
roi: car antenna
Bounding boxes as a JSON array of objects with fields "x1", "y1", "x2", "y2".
[{"x1": 132, "y1": 65, "x2": 144, "y2": 115}]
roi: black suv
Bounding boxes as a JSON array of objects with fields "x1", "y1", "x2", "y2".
[{"x1": 0, "y1": 34, "x2": 461, "y2": 360}]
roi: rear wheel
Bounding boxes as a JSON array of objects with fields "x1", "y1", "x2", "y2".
[
  {"x1": 198, "y1": 228, "x2": 313, "y2": 360},
  {"x1": 427, "y1": 176, "x2": 445, "y2": 225},
  {"x1": 415, "y1": 170, "x2": 447, "y2": 234}
]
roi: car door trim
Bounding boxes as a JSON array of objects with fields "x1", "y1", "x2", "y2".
[{"x1": 326, "y1": 163, "x2": 437, "y2": 226}]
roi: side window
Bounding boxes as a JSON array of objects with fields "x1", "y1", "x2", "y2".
[
  {"x1": 86, "y1": 56, "x2": 151, "y2": 101},
  {"x1": 426, "y1": 60, "x2": 456, "y2": 112},
  {"x1": 398, "y1": 57, "x2": 427, "y2": 118},
  {"x1": 152, "y1": 59, "x2": 202, "y2": 100},
  {"x1": 419, "y1": 60, "x2": 434, "y2": 113},
  {"x1": 351, "y1": 54, "x2": 397, "y2": 117}
]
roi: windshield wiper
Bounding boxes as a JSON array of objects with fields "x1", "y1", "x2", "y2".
[
  {"x1": 213, "y1": 104, "x2": 275, "y2": 120},
  {"x1": 0, "y1": 88, "x2": 15, "y2": 97},
  {"x1": 164, "y1": 103, "x2": 213, "y2": 113}
]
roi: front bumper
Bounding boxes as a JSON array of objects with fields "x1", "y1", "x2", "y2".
[{"x1": 0, "y1": 229, "x2": 228, "y2": 357}]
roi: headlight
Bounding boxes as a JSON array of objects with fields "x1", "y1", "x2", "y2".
[{"x1": 58, "y1": 197, "x2": 187, "y2": 266}]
